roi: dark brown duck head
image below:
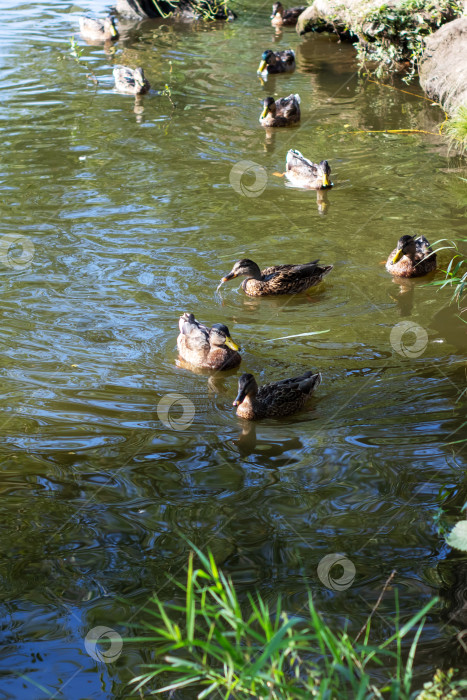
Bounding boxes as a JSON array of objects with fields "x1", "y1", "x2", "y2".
[
  {"x1": 271, "y1": 2, "x2": 284, "y2": 18},
  {"x1": 209, "y1": 323, "x2": 239, "y2": 350},
  {"x1": 221, "y1": 259, "x2": 262, "y2": 284},
  {"x1": 233, "y1": 373, "x2": 259, "y2": 406},
  {"x1": 392, "y1": 235, "x2": 417, "y2": 264}
]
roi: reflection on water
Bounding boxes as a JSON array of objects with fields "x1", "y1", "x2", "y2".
[{"x1": 0, "y1": 0, "x2": 466, "y2": 696}]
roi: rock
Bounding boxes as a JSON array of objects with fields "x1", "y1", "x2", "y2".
[
  {"x1": 419, "y1": 17, "x2": 467, "y2": 114},
  {"x1": 116, "y1": 0, "x2": 235, "y2": 20}
]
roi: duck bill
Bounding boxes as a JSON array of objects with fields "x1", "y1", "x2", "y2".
[
  {"x1": 392, "y1": 249, "x2": 403, "y2": 264},
  {"x1": 221, "y1": 271, "x2": 237, "y2": 283},
  {"x1": 260, "y1": 105, "x2": 269, "y2": 119},
  {"x1": 322, "y1": 174, "x2": 330, "y2": 187},
  {"x1": 233, "y1": 388, "x2": 247, "y2": 406},
  {"x1": 257, "y1": 60, "x2": 267, "y2": 74},
  {"x1": 224, "y1": 336, "x2": 239, "y2": 351},
  {"x1": 110, "y1": 24, "x2": 118, "y2": 36}
]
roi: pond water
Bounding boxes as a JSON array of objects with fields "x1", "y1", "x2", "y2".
[{"x1": 1, "y1": 0, "x2": 466, "y2": 697}]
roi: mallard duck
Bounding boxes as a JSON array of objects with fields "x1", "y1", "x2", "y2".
[
  {"x1": 79, "y1": 16, "x2": 118, "y2": 43},
  {"x1": 285, "y1": 150, "x2": 332, "y2": 189},
  {"x1": 233, "y1": 371, "x2": 321, "y2": 420},
  {"x1": 113, "y1": 66, "x2": 150, "y2": 95},
  {"x1": 386, "y1": 235, "x2": 437, "y2": 278},
  {"x1": 271, "y1": 2, "x2": 306, "y2": 26},
  {"x1": 220, "y1": 258, "x2": 333, "y2": 296},
  {"x1": 260, "y1": 94, "x2": 300, "y2": 127},
  {"x1": 177, "y1": 313, "x2": 241, "y2": 370},
  {"x1": 257, "y1": 49, "x2": 295, "y2": 74}
]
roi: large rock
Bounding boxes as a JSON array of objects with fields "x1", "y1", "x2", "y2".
[
  {"x1": 116, "y1": 0, "x2": 235, "y2": 20},
  {"x1": 419, "y1": 17, "x2": 467, "y2": 114},
  {"x1": 296, "y1": 0, "x2": 459, "y2": 48}
]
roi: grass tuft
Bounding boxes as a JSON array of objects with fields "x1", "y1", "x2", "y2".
[{"x1": 128, "y1": 543, "x2": 467, "y2": 699}]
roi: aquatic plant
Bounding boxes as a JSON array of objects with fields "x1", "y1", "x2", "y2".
[{"x1": 129, "y1": 544, "x2": 467, "y2": 698}]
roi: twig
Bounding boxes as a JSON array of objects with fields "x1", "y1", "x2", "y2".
[{"x1": 354, "y1": 570, "x2": 397, "y2": 644}]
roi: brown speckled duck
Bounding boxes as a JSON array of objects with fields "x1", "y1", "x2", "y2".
[
  {"x1": 386, "y1": 235, "x2": 437, "y2": 278},
  {"x1": 260, "y1": 95, "x2": 300, "y2": 127},
  {"x1": 177, "y1": 313, "x2": 241, "y2": 370},
  {"x1": 233, "y1": 371, "x2": 321, "y2": 420},
  {"x1": 271, "y1": 2, "x2": 305, "y2": 27},
  {"x1": 285, "y1": 150, "x2": 332, "y2": 189},
  {"x1": 113, "y1": 66, "x2": 150, "y2": 95},
  {"x1": 220, "y1": 258, "x2": 333, "y2": 297},
  {"x1": 79, "y1": 16, "x2": 118, "y2": 43}
]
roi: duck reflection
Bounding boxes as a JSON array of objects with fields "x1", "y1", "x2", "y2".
[
  {"x1": 387, "y1": 277, "x2": 416, "y2": 316},
  {"x1": 234, "y1": 421, "x2": 303, "y2": 463}
]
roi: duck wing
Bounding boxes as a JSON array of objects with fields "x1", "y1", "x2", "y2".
[
  {"x1": 277, "y1": 49, "x2": 295, "y2": 65},
  {"x1": 113, "y1": 66, "x2": 135, "y2": 85},
  {"x1": 276, "y1": 94, "x2": 300, "y2": 118},
  {"x1": 257, "y1": 371, "x2": 321, "y2": 406},
  {"x1": 286, "y1": 149, "x2": 318, "y2": 174},
  {"x1": 415, "y1": 235, "x2": 433, "y2": 258},
  {"x1": 178, "y1": 313, "x2": 210, "y2": 352},
  {"x1": 261, "y1": 260, "x2": 320, "y2": 281}
]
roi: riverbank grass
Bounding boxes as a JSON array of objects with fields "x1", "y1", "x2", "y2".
[
  {"x1": 444, "y1": 106, "x2": 467, "y2": 153},
  {"x1": 129, "y1": 545, "x2": 467, "y2": 698}
]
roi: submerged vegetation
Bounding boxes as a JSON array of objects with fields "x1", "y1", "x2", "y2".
[{"x1": 130, "y1": 545, "x2": 467, "y2": 698}]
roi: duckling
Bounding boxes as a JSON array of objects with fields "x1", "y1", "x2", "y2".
[
  {"x1": 257, "y1": 49, "x2": 296, "y2": 74},
  {"x1": 271, "y1": 2, "x2": 306, "y2": 27},
  {"x1": 285, "y1": 150, "x2": 332, "y2": 189},
  {"x1": 177, "y1": 313, "x2": 241, "y2": 370},
  {"x1": 113, "y1": 66, "x2": 150, "y2": 95},
  {"x1": 233, "y1": 371, "x2": 321, "y2": 420},
  {"x1": 260, "y1": 94, "x2": 300, "y2": 127},
  {"x1": 79, "y1": 16, "x2": 118, "y2": 43},
  {"x1": 219, "y1": 258, "x2": 333, "y2": 297},
  {"x1": 386, "y1": 235, "x2": 437, "y2": 278}
]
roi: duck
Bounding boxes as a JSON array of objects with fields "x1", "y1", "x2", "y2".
[
  {"x1": 260, "y1": 94, "x2": 300, "y2": 127},
  {"x1": 233, "y1": 371, "x2": 321, "y2": 420},
  {"x1": 257, "y1": 49, "x2": 295, "y2": 74},
  {"x1": 386, "y1": 235, "x2": 437, "y2": 278},
  {"x1": 271, "y1": 2, "x2": 306, "y2": 26},
  {"x1": 177, "y1": 313, "x2": 241, "y2": 370},
  {"x1": 285, "y1": 150, "x2": 332, "y2": 189},
  {"x1": 79, "y1": 16, "x2": 119, "y2": 43},
  {"x1": 219, "y1": 258, "x2": 333, "y2": 297},
  {"x1": 113, "y1": 66, "x2": 150, "y2": 95}
]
